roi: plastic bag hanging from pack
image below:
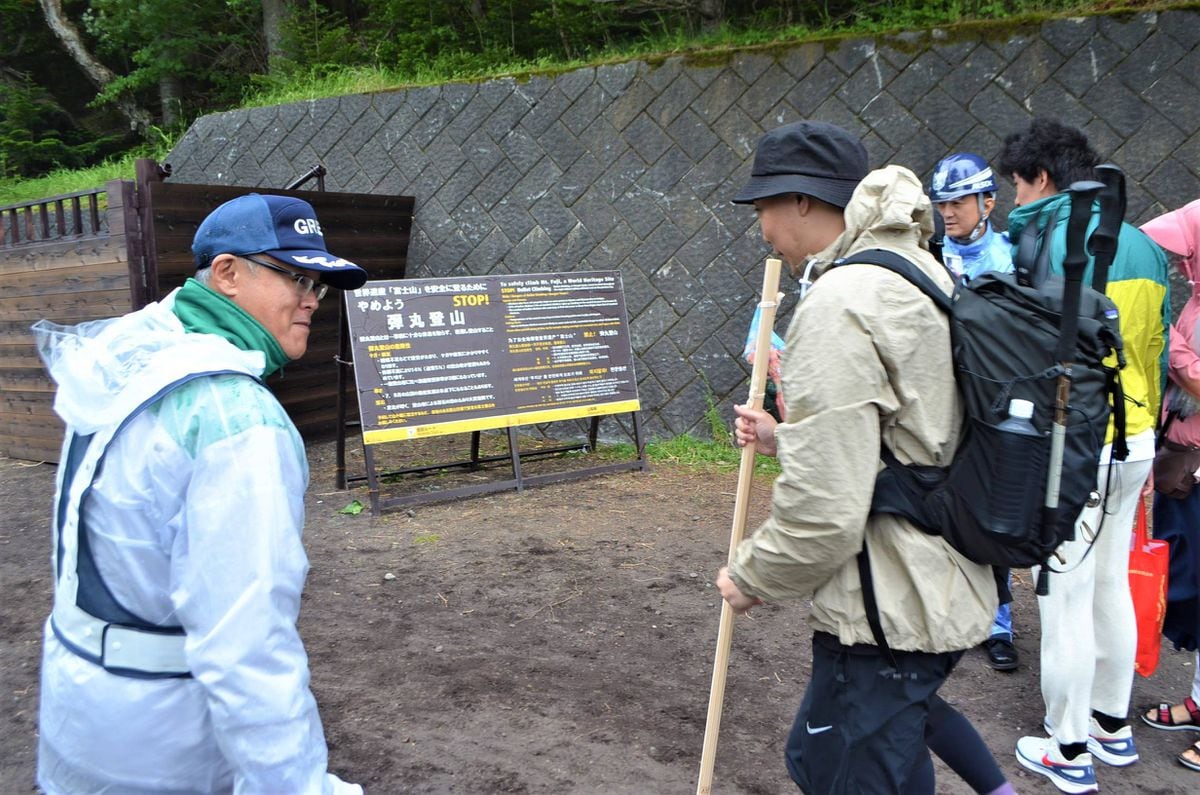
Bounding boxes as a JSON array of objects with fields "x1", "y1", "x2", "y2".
[
  {"x1": 1129, "y1": 499, "x2": 1169, "y2": 677},
  {"x1": 743, "y1": 305, "x2": 787, "y2": 422}
]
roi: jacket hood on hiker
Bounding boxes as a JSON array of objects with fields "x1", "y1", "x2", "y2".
[
  {"x1": 1007, "y1": 193, "x2": 1169, "y2": 453},
  {"x1": 32, "y1": 290, "x2": 357, "y2": 794},
  {"x1": 1142, "y1": 199, "x2": 1200, "y2": 282},
  {"x1": 728, "y1": 165, "x2": 997, "y2": 653},
  {"x1": 1141, "y1": 199, "x2": 1200, "y2": 446},
  {"x1": 34, "y1": 287, "x2": 268, "y2": 434}
]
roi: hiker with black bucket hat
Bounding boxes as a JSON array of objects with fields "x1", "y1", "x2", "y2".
[{"x1": 714, "y1": 120, "x2": 1005, "y2": 793}]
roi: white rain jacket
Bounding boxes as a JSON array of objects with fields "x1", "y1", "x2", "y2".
[
  {"x1": 728, "y1": 166, "x2": 997, "y2": 653},
  {"x1": 33, "y1": 289, "x2": 360, "y2": 794}
]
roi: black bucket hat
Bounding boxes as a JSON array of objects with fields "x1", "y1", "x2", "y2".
[{"x1": 732, "y1": 121, "x2": 869, "y2": 208}]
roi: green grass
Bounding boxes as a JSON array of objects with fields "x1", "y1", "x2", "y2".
[
  {"x1": 243, "y1": 66, "x2": 419, "y2": 108},
  {"x1": 0, "y1": 131, "x2": 178, "y2": 206},
  {"x1": 0, "y1": 158, "x2": 132, "y2": 206},
  {"x1": 589, "y1": 383, "x2": 781, "y2": 475},
  {"x1": 232, "y1": 0, "x2": 1173, "y2": 112},
  {"x1": 239, "y1": 24, "x2": 805, "y2": 109},
  {"x1": 598, "y1": 434, "x2": 782, "y2": 476}
]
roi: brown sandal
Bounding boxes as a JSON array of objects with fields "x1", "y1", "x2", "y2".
[
  {"x1": 1143, "y1": 696, "x2": 1200, "y2": 732},
  {"x1": 1179, "y1": 740, "x2": 1200, "y2": 772}
]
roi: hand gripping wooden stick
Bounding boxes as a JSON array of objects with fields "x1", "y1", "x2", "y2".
[{"x1": 696, "y1": 257, "x2": 783, "y2": 795}]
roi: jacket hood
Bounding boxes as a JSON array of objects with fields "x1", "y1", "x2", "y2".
[
  {"x1": 811, "y1": 165, "x2": 938, "y2": 275},
  {"x1": 32, "y1": 289, "x2": 265, "y2": 434},
  {"x1": 1141, "y1": 198, "x2": 1200, "y2": 283}
]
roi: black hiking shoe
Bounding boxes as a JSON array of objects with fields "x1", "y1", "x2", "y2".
[{"x1": 983, "y1": 636, "x2": 1019, "y2": 671}]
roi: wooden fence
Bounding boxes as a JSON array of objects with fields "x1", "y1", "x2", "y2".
[
  {"x1": 0, "y1": 186, "x2": 134, "y2": 461},
  {"x1": 0, "y1": 162, "x2": 414, "y2": 462}
]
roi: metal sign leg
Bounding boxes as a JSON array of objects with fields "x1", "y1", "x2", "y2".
[{"x1": 508, "y1": 427, "x2": 524, "y2": 492}]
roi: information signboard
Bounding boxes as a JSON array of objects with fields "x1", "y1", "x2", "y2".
[{"x1": 345, "y1": 271, "x2": 640, "y2": 445}]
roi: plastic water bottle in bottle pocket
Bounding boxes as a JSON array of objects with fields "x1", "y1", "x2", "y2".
[{"x1": 989, "y1": 398, "x2": 1043, "y2": 538}]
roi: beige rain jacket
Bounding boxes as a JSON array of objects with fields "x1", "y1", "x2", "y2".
[{"x1": 728, "y1": 165, "x2": 997, "y2": 653}]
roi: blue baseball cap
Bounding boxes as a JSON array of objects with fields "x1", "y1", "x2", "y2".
[{"x1": 191, "y1": 193, "x2": 368, "y2": 290}]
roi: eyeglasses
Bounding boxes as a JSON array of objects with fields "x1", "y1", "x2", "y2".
[{"x1": 241, "y1": 255, "x2": 329, "y2": 300}]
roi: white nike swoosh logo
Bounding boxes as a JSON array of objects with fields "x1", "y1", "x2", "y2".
[{"x1": 806, "y1": 722, "x2": 833, "y2": 735}]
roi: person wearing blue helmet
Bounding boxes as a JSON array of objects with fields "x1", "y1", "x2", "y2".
[
  {"x1": 931, "y1": 153, "x2": 1022, "y2": 676},
  {"x1": 930, "y1": 153, "x2": 1013, "y2": 281}
]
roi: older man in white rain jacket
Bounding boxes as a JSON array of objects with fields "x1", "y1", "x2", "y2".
[{"x1": 34, "y1": 194, "x2": 367, "y2": 794}]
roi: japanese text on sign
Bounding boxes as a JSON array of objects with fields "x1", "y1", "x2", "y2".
[{"x1": 345, "y1": 272, "x2": 640, "y2": 443}]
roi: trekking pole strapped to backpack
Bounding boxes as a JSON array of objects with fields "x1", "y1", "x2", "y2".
[
  {"x1": 1089, "y1": 165, "x2": 1126, "y2": 296},
  {"x1": 1036, "y1": 180, "x2": 1105, "y2": 595},
  {"x1": 1089, "y1": 165, "x2": 1133, "y2": 464}
]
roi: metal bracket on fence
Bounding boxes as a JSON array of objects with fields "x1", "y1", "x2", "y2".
[{"x1": 286, "y1": 165, "x2": 327, "y2": 192}]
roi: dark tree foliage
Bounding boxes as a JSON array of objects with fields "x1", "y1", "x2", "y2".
[
  {"x1": 3, "y1": 0, "x2": 1133, "y2": 180},
  {"x1": 82, "y1": 0, "x2": 263, "y2": 122},
  {"x1": 1, "y1": 0, "x2": 130, "y2": 178},
  {"x1": 0, "y1": 75, "x2": 121, "y2": 178}
]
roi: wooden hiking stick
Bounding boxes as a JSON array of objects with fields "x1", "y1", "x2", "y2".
[{"x1": 696, "y1": 257, "x2": 782, "y2": 795}]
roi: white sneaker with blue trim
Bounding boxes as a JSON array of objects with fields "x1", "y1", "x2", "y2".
[
  {"x1": 1086, "y1": 717, "x2": 1139, "y2": 767},
  {"x1": 1016, "y1": 735, "x2": 1099, "y2": 794},
  {"x1": 1042, "y1": 714, "x2": 1140, "y2": 768}
]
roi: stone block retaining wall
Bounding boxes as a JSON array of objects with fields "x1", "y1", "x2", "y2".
[{"x1": 167, "y1": 10, "x2": 1200, "y2": 438}]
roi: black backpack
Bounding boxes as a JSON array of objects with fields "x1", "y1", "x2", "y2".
[
  {"x1": 836, "y1": 249, "x2": 1125, "y2": 573},
  {"x1": 837, "y1": 243, "x2": 1126, "y2": 664},
  {"x1": 837, "y1": 176, "x2": 1129, "y2": 660}
]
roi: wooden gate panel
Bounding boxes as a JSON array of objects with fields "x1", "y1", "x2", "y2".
[
  {"x1": 0, "y1": 217, "x2": 135, "y2": 462},
  {"x1": 0, "y1": 174, "x2": 414, "y2": 462}
]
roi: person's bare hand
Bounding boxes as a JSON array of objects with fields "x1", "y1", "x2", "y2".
[
  {"x1": 716, "y1": 567, "x2": 763, "y2": 615},
  {"x1": 732, "y1": 404, "x2": 778, "y2": 457}
]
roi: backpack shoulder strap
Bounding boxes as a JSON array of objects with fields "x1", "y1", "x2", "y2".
[
  {"x1": 857, "y1": 543, "x2": 898, "y2": 669},
  {"x1": 836, "y1": 249, "x2": 956, "y2": 661},
  {"x1": 837, "y1": 248, "x2": 953, "y2": 315}
]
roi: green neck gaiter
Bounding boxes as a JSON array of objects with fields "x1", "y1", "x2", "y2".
[{"x1": 171, "y1": 278, "x2": 290, "y2": 376}]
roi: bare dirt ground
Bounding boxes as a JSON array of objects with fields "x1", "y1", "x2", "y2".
[{"x1": 2, "y1": 435, "x2": 1198, "y2": 794}]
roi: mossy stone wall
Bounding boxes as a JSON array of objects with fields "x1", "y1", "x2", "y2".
[{"x1": 167, "y1": 10, "x2": 1200, "y2": 438}]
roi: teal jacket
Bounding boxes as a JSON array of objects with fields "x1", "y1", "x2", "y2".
[{"x1": 1007, "y1": 192, "x2": 1170, "y2": 443}]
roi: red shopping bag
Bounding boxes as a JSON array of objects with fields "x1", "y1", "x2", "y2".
[{"x1": 1129, "y1": 499, "x2": 1169, "y2": 677}]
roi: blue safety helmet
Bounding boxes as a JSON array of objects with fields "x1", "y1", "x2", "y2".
[
  {"x1": 930, "y1": 153, "x2": 998, "y2": 244},
  {"x1": 929, "y1": 153, "x2": 998, "y2": 202}
]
